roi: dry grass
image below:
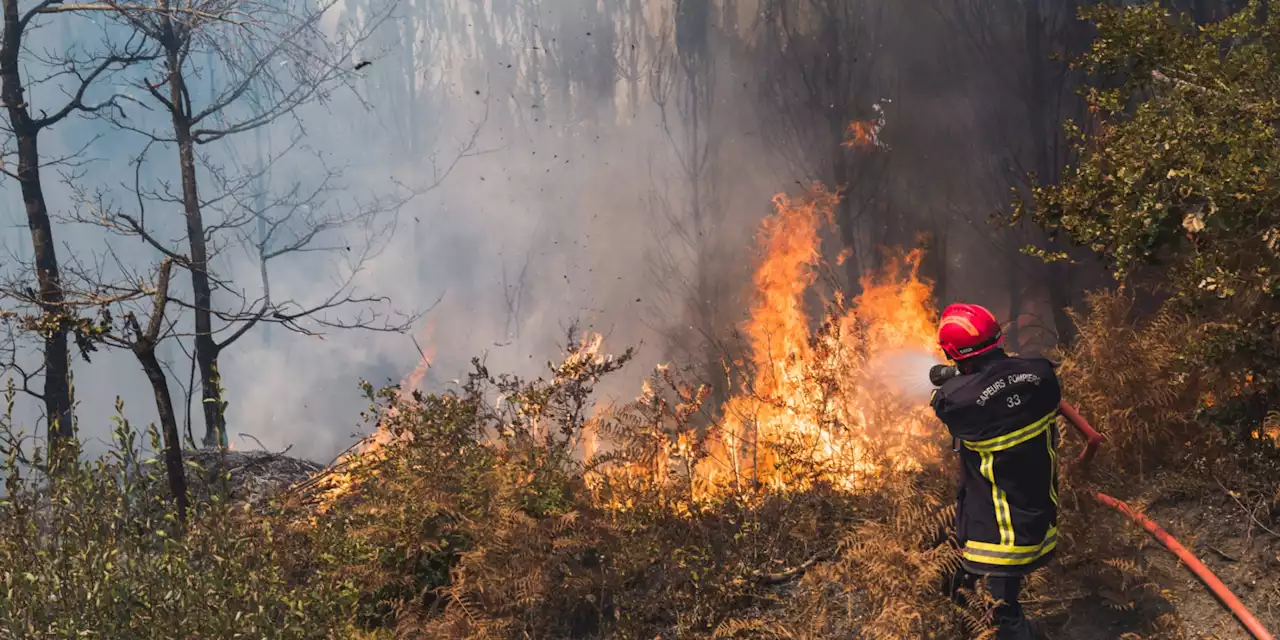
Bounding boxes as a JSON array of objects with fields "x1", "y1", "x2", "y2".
[{"x1": 0, "y1": 290, "x2": 1275, "y2": 639}]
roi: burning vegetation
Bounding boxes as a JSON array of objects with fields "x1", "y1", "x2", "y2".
[
  {"x1": 0, "y1": 213, "x2": 1275, "y2": 639},
  {"x1": 585, "y1": 183, "x2": 946, "y2": 501},
  {"x1": 251, "y1": 175, "x2": 987, "y2": 638},
  {"x1": 318, "y1": 179, "x2": 949, "y2": 516},
  {"x1": 5, "y1": 2, "x2": 1280, "y2": 637}
]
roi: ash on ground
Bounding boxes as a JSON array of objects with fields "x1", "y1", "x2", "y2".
[{"x1": 183, "y1": 448, "x2": 324, "y2": 508}]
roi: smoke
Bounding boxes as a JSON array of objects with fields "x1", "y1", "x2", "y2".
[{"x1": 0, "y1": 0, "x2": 1073, "y2": 464}]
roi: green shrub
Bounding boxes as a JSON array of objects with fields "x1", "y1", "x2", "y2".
[
  {"x1": 1023, "y1": 1, "x2": 1280, "y2": 443},
  {"x1": 0, "y1": 392, "x2": 363, "y2": 639}
]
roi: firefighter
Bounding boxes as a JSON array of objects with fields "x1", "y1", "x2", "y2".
[{"x1": 928, "y1": 302, "x2": 1061, "y2": 639}]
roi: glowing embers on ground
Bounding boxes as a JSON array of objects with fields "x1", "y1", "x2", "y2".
[{"x1": 690, "y1": 184, "x2": 944, "y2": 496}]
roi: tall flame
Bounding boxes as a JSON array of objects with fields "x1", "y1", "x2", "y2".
[
  {"x1": 353, "y1": 321, "x2": 435, "y2": 457},
  {"x1": 694, "y1": 183, "x2": 943, "y2": 495},
  {"x1": 324, "y1": 114, "x2": 942, "y2": 509}
]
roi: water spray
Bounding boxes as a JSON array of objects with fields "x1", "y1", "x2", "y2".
[
  {"x1": 868, "y1": 348, "x2": 947, "y2": 405},
  {"x1": 926, "y1": 368, "x2": 1275, "y2": 639}
]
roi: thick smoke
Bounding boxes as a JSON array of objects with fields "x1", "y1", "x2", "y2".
[{"x1": 0, "y1": 0, "x2": 1091, "y2": 463}]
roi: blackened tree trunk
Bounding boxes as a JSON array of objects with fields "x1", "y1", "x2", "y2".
[
  {"x1": 1006, "y1": 247, "x2": 1023, "y2": 352},
  {"x1": 127, "y1": 259, "x2": 188, "y2": 522},
  {"x1": 161, "y1": 28, "x2": 225, "y2": 448},
  {"x1": 920, "y1": 223, "x2": 948, "y2": 305},
  {"x1": 1, "y1": 0, "x2": 75, "y2": 452},
  {"x1": 678, "y1": 0, "x2": 728, "y2": 410},
  {"x1": 139, "y1": 346, "x2": 187, "y2": 518},
  {"x1": 1194, "y1": 0, "x2": 1210, "y2": 22}
]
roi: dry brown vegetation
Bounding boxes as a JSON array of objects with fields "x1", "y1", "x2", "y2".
[{"x1": 0, "y1": 290, "x2": 1277, "y2": 639}]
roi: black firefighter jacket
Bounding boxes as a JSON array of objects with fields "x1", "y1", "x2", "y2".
[{"x1": 930, "y1": 350, "x2": 1061, "y2": 577}]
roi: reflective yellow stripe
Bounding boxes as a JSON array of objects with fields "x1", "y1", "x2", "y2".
[
  {"x1": 964, "y1": 527, "x2": 1058, "y2": 566},
  {"x1": 963, "y1": 410, "x2": 1059, "y2": 453},
  {"x1": 979, "y1": 450, "x2": 1015, "y2": 546},
  {"x1": 1047, "y1": 426, "x2": 1059, "y2": 507},
  {"x1": 964, "y1": 537, "x2": 1058, "y2": 566},
  {"x1": 966, "y1": 526, "x2": 1059, "y2": 553}
]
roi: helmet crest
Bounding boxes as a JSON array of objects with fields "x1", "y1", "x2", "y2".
[{"x1": 938, "y1": 303, "x2": 1003, "y2": 361}]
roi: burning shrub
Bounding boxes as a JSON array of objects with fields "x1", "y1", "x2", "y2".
[
  {"x1": 288, "y1": 345, "x2": 977, "y2": 639},
  {"x1": 587, "y1": 184, "x2": 949, "y2": 499},
  {"x1": 283, "y1": 332, "x2": 633, "y2": 635},
  {"x1": 280, "y1": 185, "x2": 997, "y2": 638}
]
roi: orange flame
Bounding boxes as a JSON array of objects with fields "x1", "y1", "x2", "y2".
[
  {"x1": 353, "y1": 321, "x2": 434, "y2": 457},
  {"x1": 311, "y1": 322, "x2": 434, "y2": 512},
  {"x1": 325, "y1": 118, "x2": 941, "y2": 510},
  {"x1": 843, "y1": 120, "x2": 881, "y2": 149},
  {"x1": 689, "y1": 184, "x2": 941, "y2": 495},
  {"x1": 842, "y1": 103, "x2": 887, "y2": 150}
]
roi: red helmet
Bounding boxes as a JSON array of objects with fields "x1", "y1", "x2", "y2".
[{"x1": 938, "y1": 303, "x2": 1004, "y2": 361}]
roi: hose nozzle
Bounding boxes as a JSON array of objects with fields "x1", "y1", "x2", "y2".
[{"x1": 929, "y1": 364, "x2": 959, "y2": 387}]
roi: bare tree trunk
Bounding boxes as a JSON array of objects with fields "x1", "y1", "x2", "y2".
[
  {"x1": 137, "y1": 348, "x2": 187, "y2": 518},
  {"x1": 527, "y1": 3, "x2": 545, "y2": 121},
  {"x1": 162, "y1": 38, "x2": 225, "y2": 448},
  {"x1": 1, "y1": 0, "x2": 75, "y2": 452},
  {"x1": 1045, "y1": 261, "x2": 1075, "y2": 348},
  {"x1": 627, "y1": 0, "x2": 642, "y2": 115},
  {"x1": 920, "y1": 223, "x2": 948, "y2": 304},
  {"x1": 1194, "y1": 0, "x2": 1209, "y2": 22},
  {"x1": 690, "y1": 158, "x2": 724, "y2": 406},
  {"x1": 1025, "y1": 2, "x2": 1050, "y2": 191},
  {"x1": 680, "y1": 37, "x2": 724, "y2": 407},
  {"x1": 129, "y1": 260, "x2": 188, "y2": 523},
  {"x1": 402, "y1": 0, "x2": 419, "y2": 153},
  {"x1": 1025, "y1": 1, "x2": 1076, "y2": 350}
]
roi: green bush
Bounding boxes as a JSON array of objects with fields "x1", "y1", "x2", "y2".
[
  {"x1": 1022, "y1": 1, "x2": 1280, "y2": 443},
  {"x1": 0, "y1": 392, "x2": 363, "y2": 640}
]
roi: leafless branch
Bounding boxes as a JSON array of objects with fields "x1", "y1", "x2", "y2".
[
  {"x1": 36, "y1": 3, "x2": 247, "y2": 25},
  {"x1": 31, "y1": 44, "x2": 159, "y2": 129}
]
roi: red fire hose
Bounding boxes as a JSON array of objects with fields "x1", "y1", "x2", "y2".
[
  {"x1": 1059, "y1": 400, "x2": 1276, "y2": 640},
  {"x1": 1057, "y1": 400, "x2": 1102, "y2": 468}
]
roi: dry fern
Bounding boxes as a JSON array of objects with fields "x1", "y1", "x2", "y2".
[
  {"x1": 1054, "y1": 289, "x2": 1201, "y2": 481},
  {"x1": 712, "y1": 617, "x2": 796, "y2": 639}
]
